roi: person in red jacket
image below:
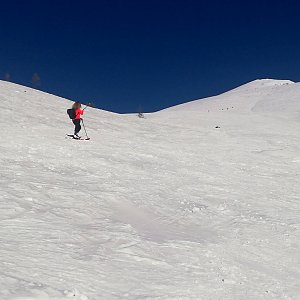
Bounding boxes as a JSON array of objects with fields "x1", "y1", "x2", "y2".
[{"x1": 72, "y1": 102, "x2": 84, "y2": 138}]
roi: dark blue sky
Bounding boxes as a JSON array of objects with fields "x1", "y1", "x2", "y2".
[{"x1": 1, "y1": 0, "x2": 300, "y2": 113}]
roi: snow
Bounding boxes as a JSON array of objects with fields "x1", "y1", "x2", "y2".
[{"x1": 0, "y1": 79, "x2": 299, "y2": 299}]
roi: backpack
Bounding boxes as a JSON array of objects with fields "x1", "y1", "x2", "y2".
[{"x1": 67, "y1": 108, "x2": 76, "y2": 119}]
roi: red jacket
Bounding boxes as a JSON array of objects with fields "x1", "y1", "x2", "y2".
[{"x1": 74, "y1": 109, "x2": 84, "y2": 120}]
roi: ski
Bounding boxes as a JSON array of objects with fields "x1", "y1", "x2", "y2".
[{"x1": 66, "y1": 134, "x2": 90, "y2": 141}]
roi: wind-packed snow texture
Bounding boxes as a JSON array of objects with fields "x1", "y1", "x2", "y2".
[{"x1": 0, "y1": 79, "x2": 299, "y2": 299}]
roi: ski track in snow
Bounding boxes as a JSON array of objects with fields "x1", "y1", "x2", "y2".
[{"x1": 0, "y1": 80, "x2": 299, "y2": 299}]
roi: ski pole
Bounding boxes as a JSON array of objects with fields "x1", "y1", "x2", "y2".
[
  {"x1": 81, "y1": 119, "x2": 90, "y2": 140},
  {"x1": 83, "y1": 102, "x2": 93, "y2": 110}
]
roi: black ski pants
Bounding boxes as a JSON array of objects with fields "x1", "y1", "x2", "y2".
[{"x1": 73, "y1": 119, "x2": 81, "y2": 135}]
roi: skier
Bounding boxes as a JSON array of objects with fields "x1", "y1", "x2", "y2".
[{"x1": 72, "y1": 102, "x2": 84, "y2": 138}]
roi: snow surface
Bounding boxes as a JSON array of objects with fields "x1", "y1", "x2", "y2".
[{"x1": 0, "y1": 79, "x2": 299, "y2": 299}]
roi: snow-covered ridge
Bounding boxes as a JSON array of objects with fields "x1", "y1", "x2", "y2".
[{"x1": 162, "y1": 79, "x2": 300, "y2": 114}]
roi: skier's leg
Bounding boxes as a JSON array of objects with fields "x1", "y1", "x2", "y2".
[
  {"x1": 77, "y1": 121, "x2": 81, "y2": 134},
  {"x1": 72, "y1": 120, "x2": 76, "y2": 134},
  {"x1": 73, "y1": 120, "x2": 77, "y2": 135},
  {"x1": 73, "y1": 120, "x2": 81, "y2": 135}
]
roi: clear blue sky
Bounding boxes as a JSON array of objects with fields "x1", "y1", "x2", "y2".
[{"x1": 1, "y1": 0, "x2": 300, "y2": 113}]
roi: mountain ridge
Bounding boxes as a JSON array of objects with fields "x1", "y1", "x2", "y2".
[
  {"x1": 2, "y1": 78, "x2": 299, "y2": 115},
  {"x1": 161, "y1": 78, "x2": 300, "y2": 115}
]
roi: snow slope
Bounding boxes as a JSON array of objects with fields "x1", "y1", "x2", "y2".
[
  {"x1": 164, "y1": 79, "x2": 300, "y2": 115},
  {"x1": 0, "y1": 80, "x2": 299, "y2": 299}
]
